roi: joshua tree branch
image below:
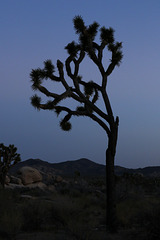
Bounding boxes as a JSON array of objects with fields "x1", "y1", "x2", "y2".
[
  {"x1": 106, "y1": 62, "x2": 116, "y2": 76},
  {"x1": 101, "y1": 89, "x2": 113, "y2": 118},
  {"x1": 88, "y1": 113, "x2": 110, "y2": 135},
  {"x1": 37, "y1": 85, "x2": 59, "y2": 98}
]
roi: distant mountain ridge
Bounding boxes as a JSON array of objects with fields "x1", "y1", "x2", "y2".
[
  {"x1": 10, "y1": 158, "x2": 160, "y2": 178},
  {"x1": 10, "y1": 158, "x2": 105, "y2": 177}
]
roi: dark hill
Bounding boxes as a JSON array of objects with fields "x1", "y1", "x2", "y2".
[
  {"x1": 10, "y1": 158, "x2": 106, "y2": 177},
  {"x1": 51, "y1": 158, "x2": 106, "y2": 176},
  {"x1": 10, "y1": 158, "x2": 160, "y2": 178}
]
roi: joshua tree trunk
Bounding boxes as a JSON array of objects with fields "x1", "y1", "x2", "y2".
[
  {"x1": 1, "y1": 175, "x2": 5, "y2": 189},
  {"x1": 106, "y1": 117, "x2": 119, "y2": 232},
  {"x1": 0, "y1": 170, "x2": 6, "y2": 189}
]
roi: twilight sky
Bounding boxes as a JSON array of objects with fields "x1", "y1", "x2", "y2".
[{"x1": 1, "y1": 0, "x2": 160, "y2": 168}]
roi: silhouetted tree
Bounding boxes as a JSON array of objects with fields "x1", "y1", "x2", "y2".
[
  {"x1": 0, "y1": 143, "x2": 21, "y2": 188},
  {"x1": 30, "y1": 16, "x2": 123, "y2": 232}
]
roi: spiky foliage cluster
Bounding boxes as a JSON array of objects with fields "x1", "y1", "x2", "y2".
[
  {"x1": 100, "y1": 27, "x2": 115, "y2": 44},
  {"x1": 84, "y1": 81, "x2": 94, "y2": 96},
  {"x1": 65, "y1": 41, "x2": 80, "y2": 57},
  {"x1": 30, "y1": 15, "x2": 123, "y2": 133},
  {"x1": 73, "y1": 15, "x2": 123, "y2": 66},
  {"x1": 73, "y1": 16, "x2": 86, "y2": 34},
  {"x1": 31, "y1": 94, "x2": 41, "y2": 109},
  {"x1": 60, "y1": 120, "x2": 72, "y2": 131},
  {"x1": 76, "y1": 106, "x2": 86, "y2": 112},
  {"x1": 30, "y1": 60, "x2": 55, "y2": 90},
  {"x1": 0, "y1": 143, "x2": 21, "y2": 188}
]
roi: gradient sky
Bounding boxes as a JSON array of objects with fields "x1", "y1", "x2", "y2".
[{"x1": 1, "y1": 0, "x2": 160, "y2": 168}]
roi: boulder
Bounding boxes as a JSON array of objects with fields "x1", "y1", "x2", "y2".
[
  {"x1": 20, "y1": 194, "x2": 36, "y2": 199},
  {"x1": 47, "y1": 184, "x2": 56, "y2": 192},
  {"x1": 55, "y1": 175, "x2": 63, "y2": 183},
  {"x1": 5, "y1": 183, "x2": 25, "y2": 190},
  {"x1": 5, "y1": 175, "x2": 10, "y2": 185},
  {"x1": 26, "y1": 182, "x2": 47, "y2": 190},
  {"x1": 43, "y1": 172, "x2": 55, "y2": 184},
  {"x1": 17, "y1": 166, "x2": 42, "y2": 185},
  {"x1": 10, "y1": 176, "x2": 22, "y2": 185}
]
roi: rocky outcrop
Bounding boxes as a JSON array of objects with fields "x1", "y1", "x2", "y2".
[
  {"x1": 26, "y1": 182, "x2": 47, "y2": 190},
  {"x1": 5, "y1": 165, "x2": 63, "y2": 192},
  {"x1": 10, "y1": 176, "x2": 22, "y2": 185},
  {"x1": 5, "y1": 175, "x2": 10, "y2": 185},
  {"x1": 55, "y1": 175, "x2": 63, "y2": 183},
  {"x1": 17, "y1": 166, "x2": 42, "y2": 185}
]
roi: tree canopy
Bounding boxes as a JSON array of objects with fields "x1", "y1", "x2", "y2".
[
  {"x1": 30, "y1": 16, "x2": 123, "y2": 134},
  {"x1": 0, "y1": 143, "x2": 21, "y2": 188}
]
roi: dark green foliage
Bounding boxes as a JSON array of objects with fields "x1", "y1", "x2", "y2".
[
  {"x1": 146, "y1": 207, "x2": 160, "y2": 240},
  {"x1": 76, "y1": 106, "x2": 86, "y2": 112},
  {"x1": 109, "y1": 42, "x2": 123, "y2": 66},
  {"x1": 0, "y1": 143, "x2": 21, "y2": 188},
  {"x1": 79, "y1": 32, "x2": 91, "y2": 51},
  {"x1": 43, "y1": 59, "x2": 55, "y2": 76},
  {"x1": 0, "y1": 190, "x2": 22, "y2": 237},
  {"x1": 46, "y1": 100, "x2": 55, "y2": 110},
  {"x1": 76, "y1": 75, "x2": 82, "y2": 81},
  {"x1": 60, "y1": 120, "x2": 72, "y2": 131},
  {"x1": 59, "y1": 113, "x2": 72, "y2": 131},
  {"x1": 84, "y1": 81, "x2": 94, "y2": 96},
  {"x1": 100, "y1": 27, "x2": 123, "y2": 66},
  {"x1": 112, "y1": 50, "x2": 123, "y2": 66},
  {"x1": 65, "y1": 41, "x2": 80, "y2": 57},
  {"x1": 73, "y1": 16, "x2": 98, "y2": 53},
  {"x1": 30, "y1": 68, "x2": 43, "y2": 90},
  {"x1": 30, "y1": 15, "x2": 123, "y2": 133},
  {"x1": 87, "y1": 22, "x2": 99, "y2": 41},
  {"x1": 72, "y1": 16, "x2": 123, "y2": 66},
  {"x1": 55, "y1": 106, "x2": 62, "y2": 116},
  {"x1": 30, "y1": 94, "x2": 41, "y2": 109},
  {"x1": 73, "y1": 15, "x2": 86, "y2": 34},
  {"x1": 30, "y1": 60, "x2": 55, "y2": 91},
  {"x1": 22, "y1": 200, "x2": 47, "y2": 231},
  {"x1": 100, "y1": 27, "x2": 115, "y2": 44}
]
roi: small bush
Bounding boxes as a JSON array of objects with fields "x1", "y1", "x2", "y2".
[
  {"x1": 0, "y1": 189, "x2": 22, "y2": 238},
  {"x1": 144, "y1": 206, "x2": 160, "y2": 240},
  {"x1": 0, "y1": 208, "x2": 22, "y2": 237},
  {"x1": 21, "y1": 199, "x2": 50, "y2": 231}
]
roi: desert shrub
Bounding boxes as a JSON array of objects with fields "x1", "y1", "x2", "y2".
[
  {"x1": 117, "y1": 195, "x2": 160, "y2": 232},
  {"x1": 138, "y1": 205, "x2": 160, "y2": 240},
  {"x1": 0, "y1": 188, "x2": 20, "y2": 202},
  {"x1": 48, "y1": 194, "x2": 105, "y2": 239},
  {"x1": 56, "y1": 181, "x2": 89, "y2": 197},
  {"x1": 0, "y1": 189, "x2": 22, "y2": 238},
  {"x1": 57, "y1": 183, "x2": 71, "y2": 195},
  {"x1": 18, "y1": 186, "x2": 47, "y2": 197},
  {"x1": 21, "y1": 199, "x2": 51, "y2": 231},
  {"x1": 0, "y1": 207, "x2": 22, "y2": 238},
  {"x1": 117, "y1": 198, "x2": 148, "y2": 228},
  {"x1": 88, "y1": 177, "x2": 105, "y2": 188}
]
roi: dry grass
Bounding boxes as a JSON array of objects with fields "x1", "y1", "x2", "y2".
[{"x1": 0, "y1": 176, "x2": 160, "y2": 240}]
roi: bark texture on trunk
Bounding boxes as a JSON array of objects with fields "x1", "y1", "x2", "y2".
[
  {"x1": 0, "y1": 172, "x2": 5, "y2": 189},
  {"x1": 0, "y1": 166, "x2": 6, "y2": 189},
  {"x1": 106, "y1": 117, "x2": 119, "y2": 232}
]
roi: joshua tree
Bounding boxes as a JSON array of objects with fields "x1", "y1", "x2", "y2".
[
  {"x1": 30, "y1": 16, "x2": 123, "y2": 231},
  {"x1": 0, "y1": 143, "x2": 21, "y2": 188}
]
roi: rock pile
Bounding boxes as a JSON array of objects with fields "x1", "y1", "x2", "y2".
[
  {"x1": 17, "y1": 166, "x2": 42, "y2": 185},
  {"x1": 5, "y1": 166, "x2": 63, "y2": 191}
]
